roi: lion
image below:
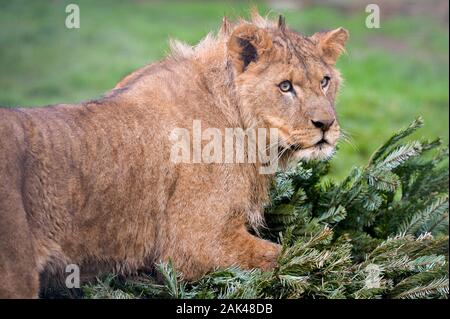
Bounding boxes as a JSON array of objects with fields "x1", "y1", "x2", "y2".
[{"x1": 0, "y1": 11, "x2": 348, "y2": 298}]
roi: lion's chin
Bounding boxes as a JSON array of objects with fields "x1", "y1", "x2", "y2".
[
  {"x1": 293, "y1": 143, "x2": 336, "y2": 161},
  {"x1": 277, "y1": 142, "x2": 336, "y2": 170}
]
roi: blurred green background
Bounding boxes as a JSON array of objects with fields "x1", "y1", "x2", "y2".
[{"x1": 0, "y1": 0, "x2": 448, "y2": 178}]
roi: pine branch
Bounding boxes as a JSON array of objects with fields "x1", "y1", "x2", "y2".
[
  {"x1": 369, "y1": 116, "x2": 424, "y2": 164},
  {"x1": 397, "y1": 195, "x2": 449, "y2": 236},
  {"x1": 392, "y1": 273, "x2": 449, "y2": 299}
]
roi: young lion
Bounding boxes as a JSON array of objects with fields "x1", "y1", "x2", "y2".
[{"x1": 0, "y1": 12, "x2": 348, "y2": 298}]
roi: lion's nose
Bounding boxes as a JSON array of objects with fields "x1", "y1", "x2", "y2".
[{"x1": 311, "y1": 119, "x2": 335, "y2": 131}]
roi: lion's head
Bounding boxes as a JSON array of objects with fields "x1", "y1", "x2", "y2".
[{"x1": 227, "y1": 14, "x2": 349, "y2": 162}]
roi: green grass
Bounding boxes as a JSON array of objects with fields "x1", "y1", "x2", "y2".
[{"x1": 0, "y1": 0, "x2": 448, "y2": 178}]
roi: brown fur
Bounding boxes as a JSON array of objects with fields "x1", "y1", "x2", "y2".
[{"x1": 0, "y1": 12, "x2": 348, "y2": 298}]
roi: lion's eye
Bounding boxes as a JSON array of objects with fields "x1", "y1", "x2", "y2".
[
  {"x1": 279, "y1": 80, "x2": 293, "y2": 92},
  {"x1": 320, "y1": 76, "x2": 331, "y2": 89}
]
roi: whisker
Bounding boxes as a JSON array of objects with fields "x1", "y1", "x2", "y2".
[{"x1": 339, "y1": 129, "x2": 358, "y2": 151}]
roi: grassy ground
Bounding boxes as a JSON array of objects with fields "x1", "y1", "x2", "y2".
[{"x1": 0, "y1": 0, "x2": 448, "y2": 178}]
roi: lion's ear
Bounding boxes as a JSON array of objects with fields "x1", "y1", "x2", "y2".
[
  {"x1": 311, "y1": 27, "x2": 349, "y2": 65},
  {"x1": 227, "y1": 24, "x2": 272, "y2": 74}
]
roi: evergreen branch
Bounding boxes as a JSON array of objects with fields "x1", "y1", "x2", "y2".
[
  {"x1": 154, "y1": 260, "x2": 186, "y2": 298},
  {"x1": 369, "y1": 116, "x2": 424, "y2": 165},
  {"x1": 392, "y1": 273, "x2": 449, "y2": 299},
  {"x1": 366, "y1": 170, "x2": 400, "y2": 192},
  {"x1": 375, "y1": 141, "x2": 422, "y2": 171},
  {"x1": 397, "y1": 195, "x2": 449, "y2": 236}
]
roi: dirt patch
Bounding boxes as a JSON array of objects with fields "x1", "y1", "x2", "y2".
[
  {"x1": 367, "y1": 36, "x2": 410, "y2": 54},
  {"x1": 268, "y1": 0, "x2": 449, "y2": 25}
]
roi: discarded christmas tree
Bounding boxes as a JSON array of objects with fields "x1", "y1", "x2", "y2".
[{"x1": 83, "y1": 117, "x2": 449, "y2": 299}]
